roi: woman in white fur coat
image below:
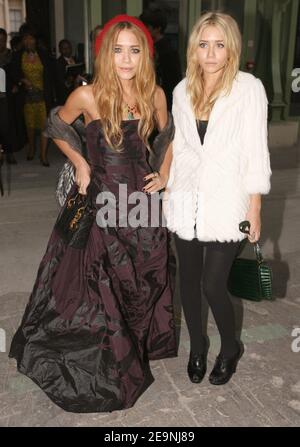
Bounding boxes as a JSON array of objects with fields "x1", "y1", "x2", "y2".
[{"x1": 163, "y1": 12, "x2": 272, "y2": 385}]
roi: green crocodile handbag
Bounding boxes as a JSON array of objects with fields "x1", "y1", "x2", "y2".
[{"x1": 228, "y1": 221, "x2": 273, "y2": 302}]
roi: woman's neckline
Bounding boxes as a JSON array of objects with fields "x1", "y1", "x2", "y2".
[{"x1": 85, "y1": 118, "x2": 140, "y2": 130}]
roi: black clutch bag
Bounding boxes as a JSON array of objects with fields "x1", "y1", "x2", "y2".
[
  {"x1": 228, "y1": 221, "x2": 273, "y2": 302},
  {"x1": 54, "y1": 187, "x2": 95, "y2": 249}
]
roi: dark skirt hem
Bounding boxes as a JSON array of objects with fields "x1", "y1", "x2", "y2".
[{"x1": 9, "y1": 353, "x2": 156, "y2": 414}]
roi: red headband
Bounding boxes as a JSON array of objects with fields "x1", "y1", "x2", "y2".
[{"x1": 95, "y1": 14, "x2": 154, "y2": 57}]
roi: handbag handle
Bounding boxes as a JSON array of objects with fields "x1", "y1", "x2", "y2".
[{"x1": 239, "y1": 220, "x2": 264, "y2": 264}]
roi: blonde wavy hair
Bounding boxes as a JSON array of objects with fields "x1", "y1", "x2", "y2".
[
  {"x1": 92, "y1": 22, "x2": 156, "y2": 151},
  {"x1": 186, "y1": 12, "x2": 242, "y2": 118}
]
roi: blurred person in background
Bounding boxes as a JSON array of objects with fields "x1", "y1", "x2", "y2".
[
  {"x1": 55, "y1": 39, "x2": 79, "y2": 105},
  {"x1": 140, "y1": 8, "x2": 182, "y2": 110},
  {"x1": 10, "y1": 29, "x2": 55, "y2": 166},
  {"x1": 0, "y1": 28, "x2": 11, "y2": 66},
  {"x1": 10, "y1": 35, "x2": 23, "y2": 53}
]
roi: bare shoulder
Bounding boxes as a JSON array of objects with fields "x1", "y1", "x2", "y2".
[
  {"x1": 72, "y1": 84, "x2": 95, "y2": 109},
  {"x1": 59, "y1": 85, "x2": 96, "y2": 124}
]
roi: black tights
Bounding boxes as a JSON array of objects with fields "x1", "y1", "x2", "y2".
[{"x1": 174, "y1": 234, "x2": 240, "y2": 358}]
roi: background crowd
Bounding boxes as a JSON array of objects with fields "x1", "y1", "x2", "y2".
[{"x1": 0, "y1": 8, "x2": 182, "y2": 168}]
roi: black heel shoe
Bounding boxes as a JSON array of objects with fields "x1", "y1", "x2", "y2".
[
  {"x1": 188, "y1": 353, "x2": 207, "y2": 384},
  {"x1": 209, "y1": 342, "x2": 244, "y2": 386},
  {"x1": 41, "y1": 160, "x2": 50, "y2": 168},
  {"x1": 187, "y1": 339, "x2": 209, "y2": 384}
]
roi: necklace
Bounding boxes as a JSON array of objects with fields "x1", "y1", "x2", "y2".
[{"x1": 124, "y1": 102, "x2": 138, "y2": 120}]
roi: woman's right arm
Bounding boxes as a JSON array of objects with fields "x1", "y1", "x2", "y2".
[{"x1": 54, "y1": 86, "x2": 91, "y2": 195}]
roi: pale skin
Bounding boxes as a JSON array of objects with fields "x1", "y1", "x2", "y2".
[
  {"x1": 55, "y1": 29, "x2": 172, "y2": 196},
  {"x1": 197, "y1": 25, "x2": 261, "y2": 243}
]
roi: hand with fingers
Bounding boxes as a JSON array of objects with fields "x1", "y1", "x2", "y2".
[
  {"x1": 245, "y1": 209, "x2": 261, "y2": 243},
  {"x1": 75, "y1": 161, "x2": 91, "y2": 195},
  {"x1": 142, "y1": 171, "x2": 168, "y2": 194},
  {"x1": 22, "y1": 79, "x2": 33, "y2": 91}
]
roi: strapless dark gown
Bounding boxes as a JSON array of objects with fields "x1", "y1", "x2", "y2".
[{"x1": 9, "y1": 119, "x2": 177, "y2": 413}]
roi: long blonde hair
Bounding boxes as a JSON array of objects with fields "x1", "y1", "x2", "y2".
[
  {"x1": 186, "y1": 12, "x2": 242, "y2": 118},
  {"x1": 92, "y1": 21, "x2": 156, "y2": 151}
]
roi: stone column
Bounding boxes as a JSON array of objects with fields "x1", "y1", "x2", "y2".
[
  {"x1": 126, "y1": 0, "x2": 143, "y2": 17},
  {"x1": 271, "y1": 0, "x2": 289, "y2": 121},
  {"x1": 241, "y1": 0, "x2": 258, "y2": 72},
  {"x1": 281, "y1": 0, "x2": 299, "y2": 120},
  {"x1": 83, "y1": 0, "x2": 91, "y2": 73},
  {"x1": 179, "y1": 0, "x2": 202, "y2": 72},
  {"x1": 54, "y1": 0, "x2": 65, "y2": 57},
  {"x1": 90, "y1": 0, "x2": 102, "y2": 29},
  {"x1": 4, "y1": 0, "x2": 10, "y2": 35},
  {"x1": 22, "y1": 0, "x2": 26, "y2": 21}
]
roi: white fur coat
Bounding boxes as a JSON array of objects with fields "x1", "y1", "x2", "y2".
[{"x1": 163, "y1": 71, "x2": 272, "y2": 242}]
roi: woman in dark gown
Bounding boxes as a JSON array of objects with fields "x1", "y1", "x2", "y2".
[{"x1": 9, "y1": 15, "x2": 177, "y2": 413}]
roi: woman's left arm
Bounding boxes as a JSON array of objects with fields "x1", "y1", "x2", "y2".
[
  {"x1": 242, "y1": 79, "x2": 272, "y2": 243},
  {"x1": 143, "y1": 86, "x2": 173, "y2": 194},
  {"x1": 246, "y1": 194, "x2": 261, "y2": 243}
]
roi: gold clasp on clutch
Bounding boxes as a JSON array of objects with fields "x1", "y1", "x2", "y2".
[
  {"x1": 69, "y1": 206, "x2": 86, "y2": 230},
  {"x1": 67, "y1": 194, "x2": 79, "y2": 209}
]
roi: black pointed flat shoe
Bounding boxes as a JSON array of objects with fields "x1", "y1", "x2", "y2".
[{"x1": 209, "y1": 342, "x2": 244, "y2": 386}]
